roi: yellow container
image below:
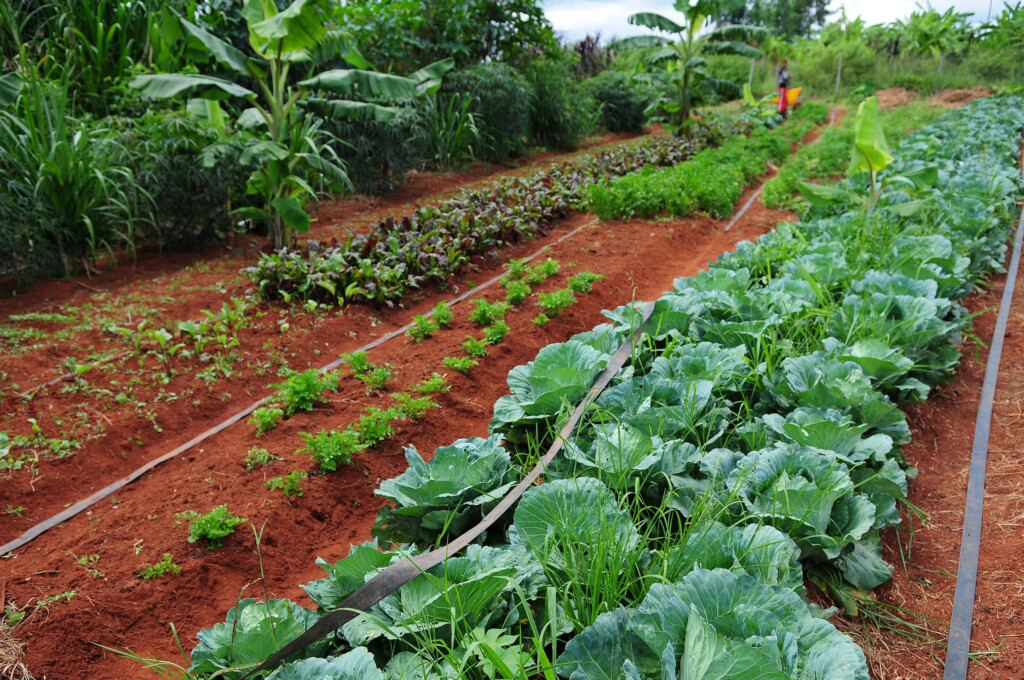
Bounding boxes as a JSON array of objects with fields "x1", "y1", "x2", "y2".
[{"x1": 771, "y1": 87, "x2": 802, "y2": 106}]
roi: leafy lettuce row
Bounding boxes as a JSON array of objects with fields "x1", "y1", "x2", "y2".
[{"x1": 186, "y1": 97, "x2": 1023, "y2": 680}]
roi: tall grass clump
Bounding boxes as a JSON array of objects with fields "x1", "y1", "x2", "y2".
[
  {"x1": 526, "y1": 59, "x2": 599, "y2": 151},
  {"x1": 0, "y1": 72, "x2": 141, "y2": 277}
]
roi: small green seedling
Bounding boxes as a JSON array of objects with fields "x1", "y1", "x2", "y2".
[
  {"x1": 535, "y1": 289, "x2": 575, "y2": 317},
  {"x1": 433, "y1": 301, "x2": 454, "y2": 328},
  {"x1": 503, "y1": 279, "x2": 532, "y2": 306},
  {"x1": 406, "y1": 315, "x2": 439, "y2": 343},
  {"x1": 301, "y1": 428, "x2": 364, "y2": 472},
  {"x1": 391, "y1": 393, "x2": 439, "y2": 419},
  {"x1": 248, "y1": 406, "x2": 283, "y2": 435},
  {"x1": 484, "y1": 321, "x2": 510, "y2": 345},
  {"x1": 176, "y1": 505, "x2": 246, "y2": 549},
  {"x1": 463, "y1": 336, "x2": 489, "y2": 358},
  {"x1": 266, "y1": 471, "x2": 307, "y2": 497},
  {"x1": 567, "y1": 271, "x2": 604, "y2": 294},
  {"x1": 245, "y1": 446, "x2": 278, "y2": 470},
  {"x1": 139, "y1": 554, "x2": 182, "y2": 580},
  {"x1": 412, "y1": 372, "x2": 451, "y2": 394},
  {"x1": 357, "y1": 407, "x2": 403, "y2": 447},
  {"x1": 443, "y1": 356, "x2": 478, "y2": 375}
]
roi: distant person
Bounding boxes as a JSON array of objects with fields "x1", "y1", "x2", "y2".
[{"x1": 778, "y1": 60, "x2": 790, "y2": 119}]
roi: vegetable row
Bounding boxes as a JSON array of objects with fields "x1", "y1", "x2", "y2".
[
  {"x1": 243, "y1": 117, "x2": 749, "y2": 308},
  {"x1": 186, "y1": 96, "x2": 1024, "y2": 680}
]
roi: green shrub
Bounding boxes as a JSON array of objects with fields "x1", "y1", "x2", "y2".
[
  {"x1": 301, "y1": 428, "x2": 364, "y2": 472},
  {"x1": 0, "y1": 76, "x2": 137, "y2": 278},
  {"x1": 115, "y1": 110, "x2": 248, "y2": 251},
  {"x1": 443, "y1": 63, "x2": 532, "y2": 164},
  {"x1": 419, "y1": 93, "x2": 478, "y2": 172},
  {"x1": 324, "y1": 106, "x2": 422, "y2": 195},
  {"x1": 583, "y1": 72, "x2": 646, "y2": 133},
  {"x1": 443, "y1": 356, "x2": 478, "y2": 374},
  {"x1": 177, "y1": 505, "x2": 246, "y2": 549},
  {"x1": 527, "y1": 60, "x2": 596, "y2": 151}
]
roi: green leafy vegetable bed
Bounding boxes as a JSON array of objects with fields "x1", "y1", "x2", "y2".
[
  {"x1": 586, "y1": 126, "x2": 791, "y2": 220},
  {"x1": 243, "y1": 116, "x2": 749, "y2": 307},
  {"x1": 186, "y1": 96, "x2": 1024, "y2": 680}
]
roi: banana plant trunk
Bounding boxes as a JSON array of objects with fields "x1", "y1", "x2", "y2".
[{"x1": 681, "y1": 66, "x2": 693, "y2": 122}]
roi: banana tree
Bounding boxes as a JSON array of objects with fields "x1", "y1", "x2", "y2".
[
  {"x1": 799, "y1": 96, "x2": 937, "y2": 214},
  {"x1": 896, "y1": 5, "x2": 973, "y2": 73},
  {"x1": 617, "y1": 0, "x2": 769, "y2": 130},
  {"x1": 131, "y1": 0, "x2": 453, "y2": 249}
]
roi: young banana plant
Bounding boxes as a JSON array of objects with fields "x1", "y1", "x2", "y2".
[
  {"x1": 616, "y1": 0, "x2": 768, "y2": 131},
  {"x1": 799, "y1": 96, "x2": 938, "y2": 214},
  {"x1": 130, "y1": 0, "x2": 453, "y2": 249}
]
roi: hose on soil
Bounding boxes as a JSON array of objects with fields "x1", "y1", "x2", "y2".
[
  {"x1": 942, "y1": 149, "x2": 1024, "y2": 680},
  {"x1": 0, "y1": 218, "x2": 600, "y2": 557},
  {"x1": 240, "y1": 299, "x2": 658, "y2": 680}
]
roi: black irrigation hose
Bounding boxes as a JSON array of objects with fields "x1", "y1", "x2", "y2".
[
  {"x1": 724, "y1": 109, "x2": 839, "y2": 234},
  {"x1": 241, "y1": 299, "x2": 658, "y2": 680},
  {"x1": 0, "y1": 219, "x2": 599, "y2": 556},
  {"x1": 942, "y1": 172, "x2": 1024, "y2": 679}
]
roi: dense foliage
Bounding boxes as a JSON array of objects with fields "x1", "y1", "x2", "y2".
[
  {"x1": 442, "y1": 63, "x2": 533, "y2": 164},
  {"x1": 587, "y1": 125, "x2": 790, "y2": 219},
  {"x1": 244, "y1": 117, "x2": 749, "y2": 307},
  {"x1": 582, "y1": 71, "x2": 648, "y2": 134}
]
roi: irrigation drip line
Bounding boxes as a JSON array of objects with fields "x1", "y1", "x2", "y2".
[
  {"x1": 16, "y1": 352, "x2": 131, "y2": 400},
  {"x1": 723, "y1": 183, "x2": 767, "y2": 233},
  {"x1": 242, "y1": 299, "x2": 658, "y2": 680},
  {"x1": 0, "y1": 218, "x2": 599, "y2": 557},
  {"x1": 942, "y1": 150, "x2": 1024, "y2": 680},
  {"x1": 724, "y1": 109, "x2": 840, "y2": 234}
]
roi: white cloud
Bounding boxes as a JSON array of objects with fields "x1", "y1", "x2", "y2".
[
  {"x1": 543, "y1": 0, "x2": 997, "y2": 42},
  {"x1": 544, "y1": 0, "x2": 678, "y2": 41}
]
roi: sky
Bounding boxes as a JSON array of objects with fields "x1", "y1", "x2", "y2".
[{"x1": 542, "y1": 0, "x2": 1000, "y2": 41}]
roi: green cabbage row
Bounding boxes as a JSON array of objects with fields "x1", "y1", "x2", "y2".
[{"x1": 186, "y1": 96, "x2": 1024, "y2": 680}]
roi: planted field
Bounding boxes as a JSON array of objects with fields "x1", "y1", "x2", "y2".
[
  {"x1": 5, "y1": 1, "x2": 1024, "y2": 677},
  {"x1": 2, "y1": 91, "x2": 1022, "y2": 680},
  {"x1": 1, "y1": 108, "x2": 816, "y2": 677}
]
